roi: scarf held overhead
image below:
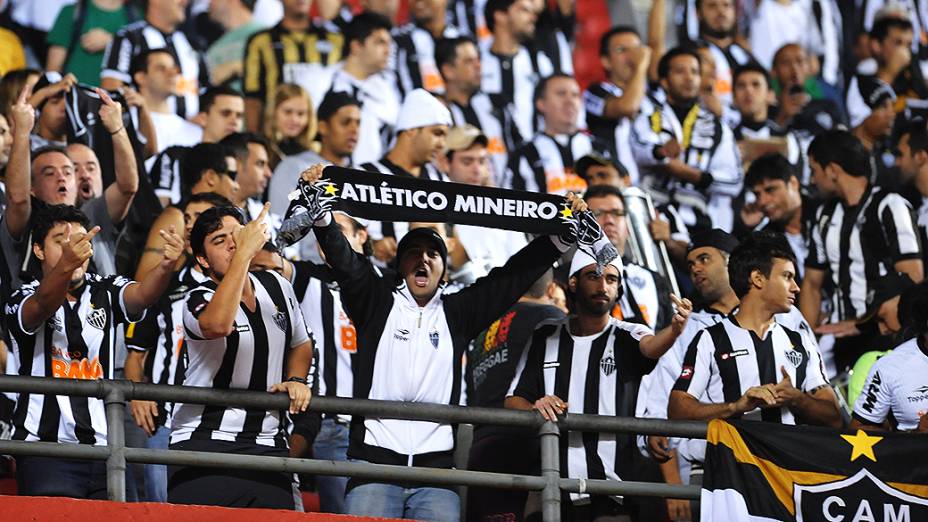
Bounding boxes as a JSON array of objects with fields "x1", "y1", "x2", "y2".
[{"x1": 278, "y1": 165, "x2": 618, "y2": 271}]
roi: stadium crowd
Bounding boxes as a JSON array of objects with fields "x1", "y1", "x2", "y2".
[{"x1": 0, "y1": 0, "x2": 927, "y2": 520}]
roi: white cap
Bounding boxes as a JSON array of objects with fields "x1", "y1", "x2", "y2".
[
  {"x1": 395, "y1": 89, "x2": 452, "y2": 132},
  {"x1": 568, "y1": 249, "x2": 624, "y2": 277},
  {"x1": 333, "y1": 210, "x2": 370, "y2": 228}
]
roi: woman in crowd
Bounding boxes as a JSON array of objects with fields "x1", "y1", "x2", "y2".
[{"x1": 263, "y1": 82, "x2": 317, "y2": 169}]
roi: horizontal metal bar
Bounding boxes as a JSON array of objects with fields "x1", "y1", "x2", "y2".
[
  {"x1": 0, "y1": 440, "x2": 111, "y2": 460},
  {"x1": 559, "y1": 416, "x2": 708, "y2": 439},
  {"x1": 0, "y1": 441, "x2": 697, "y2": 500},
  {"x1": 559, "y1": 478, "x2": 701, "y2": 500},
  {"x1": 0, "y1": 376, "x2": 708, "y2": 438},
  {"x1": 124, "y1": 448, "x2": 547, "y2": 491}
]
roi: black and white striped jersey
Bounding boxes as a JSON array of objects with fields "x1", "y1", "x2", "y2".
[
  {"x1": 479, "y1": 42, "x2": 554, "y2": 139},
  {"x1": 508, "y1": 317, "x2": 654, "y2": 503},
  {"x1": 448, "y1": 91, "x2": 523, "y2": 186},
  {"x1": 171, "y1": 271, "x2": 312, "y2": 448},
  {"x1": 324, "y1": 65, "x2": 400, "y2": 166},
  {"x1": 504, "y1": 132, "x2": 592, "y2": 195},
  {"x1": 5, "y1": 274, "x2": 143, "y2": 444},
  {"x1": 391, "y1": 22, "x2": 460, "y2": 97},
  {"x1": 126, "y1": 265, "x2": 208, "y2": 387},
  {"x1": 101, "y1": 21, "x2": 208, "y2": 119},
  {"x1": 448, "y1": 0, "x2": 490, "y2": 41},
  {"x1": 290, "y1": 262, "x2": 361, "y2": 417},
  {"x1": 806, "y1": 186, "x2": 922, "y2": 321},
  {"x1": 583, "y1": 81, "x2": 640, "y2": 184},
  {"x1": 358, "y1": 158, "x2": 449, "y2": 242},
  {"x1": 672, "y1": 315, "x2": 829, "y2": 425},
  {"x1": 145, "y1": 145, "x2": 189, "y2": 206},
  {"x1": 613, "y1": 262, "x2": 673, "y2": 331},
  {"x1": 917, "y1": 196, "x2": 928, "y2": 268},
  {"x1": 631, "y1": 98, "x2": 743, "y2": 232},
  {"x1": 702, "y1": 40, "x2": 757, "y2": 112}
]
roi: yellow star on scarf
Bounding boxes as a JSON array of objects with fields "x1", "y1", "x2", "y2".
[
  {"x1": 324, "y1": 183, "x2": 339, "y2": 196},
  {"x1": 559, "y1": 206, "x2": 573, "y2": 219},
  {"x1": 841, "y1": 429, "x2": 882, "y2": 462}
]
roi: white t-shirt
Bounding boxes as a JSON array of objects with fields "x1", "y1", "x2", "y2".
[
  {"x1": 749, "y1": 0, "x2": 823, "y2": 70},
  {"x1": 149, "y1": 111, "x2": 203, "y2": 153},
  {"x1": 853, "y1": 338, "x2": 928, "y2": 431}
]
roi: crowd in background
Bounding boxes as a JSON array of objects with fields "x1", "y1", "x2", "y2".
[{"x1": 0, "y1": 0, "x2": 927, "y2": 521}]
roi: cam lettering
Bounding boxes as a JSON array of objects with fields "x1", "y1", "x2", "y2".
[{"x1": 823, "y1": 496, "x2": 910, "y2": 522}]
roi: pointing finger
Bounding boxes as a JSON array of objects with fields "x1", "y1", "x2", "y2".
[
  {"x1": 256, "y1": 202, "x2": 270, "y2": 223},
  {"x1": 94, "y1": 87, "x2": 113, "y2": 105},
  {"x1": 17, "y1": 83, "x2": 32, "y2": 104}
]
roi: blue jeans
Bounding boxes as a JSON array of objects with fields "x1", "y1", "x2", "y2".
[
  {"x1": 143, "y1": 425, "x2": 170, "y2": 502},
  {"x1": 312, "y1": 418, "x2": 350, "y2": 513},
  {"x1": 345, "y1": 479, "x2": 460, "y2": 521}
]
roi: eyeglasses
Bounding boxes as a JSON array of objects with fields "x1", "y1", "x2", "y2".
[
  {"x1": 221, "y1": 169, "x2": 238, "y2": 181},
  {"x1": 592, "y1": 209, "x2": 626, "y2": 218}
]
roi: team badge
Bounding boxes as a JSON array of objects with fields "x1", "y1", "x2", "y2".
[
  {"x1": 600, "y1": 355, "x2": 616, "y2": 376},
  {"x1": 273, "y1": 309, "x2": 288, "y2": 332},
  {"x1": 785, "y1": 349, "x2": 803, "y2": 369},
  {"x1": 429, "y1": 328, "x2": 440, "y2": 349},
  {"x1": 87, "y1": 307, "x2": 107, "y2": 330}
]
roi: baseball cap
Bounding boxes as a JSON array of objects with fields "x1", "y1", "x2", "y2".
[
  {"x1": 395, "y1": 227, "x2": 449, "y2": 277},
  {"x1": 446, "y1": 124, "x2": 488, "y2": 152},
  {"x1": 687, "y1": 229, "x2": 740, "y2": 255}
]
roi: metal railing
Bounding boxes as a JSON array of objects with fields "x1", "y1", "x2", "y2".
[{"x1": 0, "y1": 375, "x2": 706, "y2": 521}]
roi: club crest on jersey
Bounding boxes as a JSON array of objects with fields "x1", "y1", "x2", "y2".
[
  {"x1": 87, "y1": 307, "x2": 107, "y2": 330},
  {"x1": 273, "y1": 309, "x2": 287, "y2": 332},
  {"x1": 785, "y1": 349, "x2": 803, "y2": 369},
  {"x1": 600, "y1": 355, "x2": 616, "y2": 376},
  {"x1": 429, "y1": 328, "x2": 440, "y2": 349}
]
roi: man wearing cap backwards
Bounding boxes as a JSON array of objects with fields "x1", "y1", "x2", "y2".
[
  {"x1": 639, "y1": 229, "x2": 821, "y2": 520},
  {"x1": 505, "y1": 249, "x2": 692, "y2": 521},
  {"x1": 301, "y1": 163, "x2": 594, "y2": 520},
  {"x1": 442, "y1": 124, "x2": 529, "y2": 282},
  {"x1": 358, "y1": 88, "x2": 451, "y2": 265}
]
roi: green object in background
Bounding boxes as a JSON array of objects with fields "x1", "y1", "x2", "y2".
[{"x1": 847, "y1": 350, "x2": 889, "y2": 408}]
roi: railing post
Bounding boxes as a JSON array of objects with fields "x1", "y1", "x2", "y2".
[
  {"x1": 104, "y1": 383, "x2": 127, "y2": 502},
  {"x1": 539, "y1": 421, "x2": 561, "y2": 522}
]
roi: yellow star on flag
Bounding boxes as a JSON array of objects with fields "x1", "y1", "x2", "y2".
[
  {"x1": 559, "y1": 205, "x2": 573, "y2": 219},
  {"x1": 841, "y1": 429, "x2": 882, "y2": 462},
  {"x1": 324, "y1": 183, "x2": 339, "y2": 196}
]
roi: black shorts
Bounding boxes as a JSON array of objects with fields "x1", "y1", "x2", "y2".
[{"x1": 167, "y1": 439, "x2": 295, "y2": 509}]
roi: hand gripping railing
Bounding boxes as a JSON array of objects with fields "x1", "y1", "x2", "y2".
[{"x1": 0, "y1": 375, "x2": 706, "y2": 521}]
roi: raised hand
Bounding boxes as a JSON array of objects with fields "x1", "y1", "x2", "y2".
[
  {"x1": 10, "y1": 84, "x2": 34, "y2": 136},
  {"x1": 234, "y1": 203, "x2": 271, "y2": 260},
  {"x1": 669, "y1": 294, "x2": 692, "y2": 336},
  {"x1": 95, "y1": 88, "x2": 124, "y2": 134},
  {"x1": 58, "y1": 224, "x2": 100, "y2": 273},
  {"x1": 300, "y1": 164, "x2": 327, "y2": 184},
  {"x1": 158, "y1": 225, "x2": 184, "y2": 269},
  {"x1": 121, "y1": 87, "x2": 145, "y2": 109}
]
